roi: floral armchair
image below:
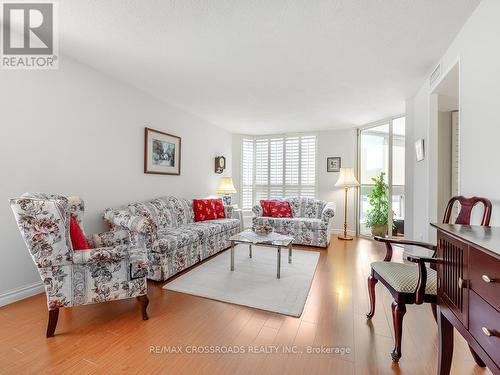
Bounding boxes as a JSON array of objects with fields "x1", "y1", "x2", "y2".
[{"x1": 9, "y1": 193, "x2": 149, "y2": 337}]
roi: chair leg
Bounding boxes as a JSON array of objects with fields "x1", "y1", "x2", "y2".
[
  {"x1": 391, "y1": 301, "x2": 406, "y2": 362},
  {"x1": 137, "y1": 295, "x2": 149, "y2": 320},
  {"x1": 431, "y1": 303, "x2": 438, "y2": 323},
  {"x1": 468, "y1": 345, "x2": 486, "y2": 367},
  {"x1": 366, "y1": 273, "x2": 378, "y2": 319},
  {"x1": 46, "y1": 309, "x2": 59, "y2": 338}
]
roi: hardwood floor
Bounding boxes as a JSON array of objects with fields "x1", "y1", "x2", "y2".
[{"x1": 0, "y1": 237, "x2": 493, "y2": 375}]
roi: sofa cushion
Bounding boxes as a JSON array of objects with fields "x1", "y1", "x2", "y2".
[
  {"x1": 69, "y1": 215, "x2": 91, "y2": 250},
  {"x1": 156, "y1": 219, "x2": 240, "y2": 253},
  {"x1": 148, "y1": 198, "x2": 174, "y2": 228},
  {"x1": 163, "y1": 196, "x2": 194, "y2": 226},
  {"x1": 157, "y1": 227, "x2": 199, "y2": 253},
  {"x1": 268, "y1": 201, "x2": 293, "y2": 218},
  {"x1": 193, "y1": 199, "x2": 218, "y2": 222},
  {"x1": 213, "y1": 198, "x2": 225, "y2": 219},
  {"x1": 253, "y1": 216, "x2": 327, "y2": 231},
  {"x1": 127, "y1": 201, "x2": 162, "y2": 229},
  {"x1": 187, "y1": 219, "x2": 240, "y2": 237},
  {"x1": 285, "y1": 198, "x2": 301, "y2": 217},
  {"x1": 260, "y1": 200, "x2": 273, "y2": 216},
  {"x1": 299, "y1": 198, "x2": 326, "y2": 218}
]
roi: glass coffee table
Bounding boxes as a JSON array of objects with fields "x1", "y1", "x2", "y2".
[{"x1": 228, "y1": 230, "x2": 294, "y2": 279}]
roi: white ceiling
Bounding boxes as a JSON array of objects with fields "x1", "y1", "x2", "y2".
[{"x1": 59, "y1": 0, "x2": 480, "y2": 134}]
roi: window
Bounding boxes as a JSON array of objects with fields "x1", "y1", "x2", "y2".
[
  {"x1": 358, "y1": 116, "x2": 405, "y2": 237},
  {"x1": 241, "y1": 134, "x2": 317, "y2": 210}
]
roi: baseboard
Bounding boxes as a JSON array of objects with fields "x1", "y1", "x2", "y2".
[{"x1": 0, "y1": 282, "x2": 44, "y2": 307}]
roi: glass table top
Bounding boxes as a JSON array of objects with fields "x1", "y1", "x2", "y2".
[{"x1": 229, "y1": 229, "x2": 294, "y2": 247}]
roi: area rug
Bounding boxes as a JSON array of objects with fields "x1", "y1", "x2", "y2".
[{"x1": 163, "y1": 246, "x2": 320, "y2": 317}]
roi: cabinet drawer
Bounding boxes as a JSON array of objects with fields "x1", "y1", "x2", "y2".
[
  {"x1": 470, "y1": 247, "x2": 500, "y2": 311},
  {"x1": 469, "y1": 291, "x2": 500, "y2": 366}
]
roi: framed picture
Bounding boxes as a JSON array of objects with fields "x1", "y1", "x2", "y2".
[
  {"x1": 327, "y1": 157, "x2": 341, "y2": 172},
  {"x1": 215, "y1": 156, "x2": 226, "y2": 174},
  {"x1": 144, "y1": 127, "x2": 181, "y2": 175},
  {"x1": 415, "y1": 139, "x2": 425, "y2": 162}
]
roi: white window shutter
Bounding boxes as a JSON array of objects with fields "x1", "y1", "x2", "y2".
[{"x1": 240, "y1": 134, "x2": 316, "y2": 209}]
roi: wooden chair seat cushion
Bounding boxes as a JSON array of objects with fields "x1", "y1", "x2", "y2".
[{"x1": 371, "y1": 261, "x2": 437, "y2": 295}]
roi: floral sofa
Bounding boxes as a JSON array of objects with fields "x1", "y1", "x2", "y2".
[
  {"x1": 9, "y1": 193, "x2": 149, "y2": 336},
  {"x1": 103, "y1": 196, "x2": 240, "y2": 281},
  {"x1": 252, "y1": 197, "x2": 335, "y2": 247}
]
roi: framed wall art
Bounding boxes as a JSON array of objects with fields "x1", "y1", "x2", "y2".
[
  {"x1": 144, "y1": 127, "x2": 181, "y2": 175},
  {"x1": 215, "y1": 156, "x2": 226, "y2": 174},
  {"x1": 327, "y1": 157, "x2": 341, "y2": 172}
]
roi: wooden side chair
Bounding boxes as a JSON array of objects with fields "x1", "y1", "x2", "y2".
[{"x1": 366, "y1": 196, "x2": 492, "y2": 362}]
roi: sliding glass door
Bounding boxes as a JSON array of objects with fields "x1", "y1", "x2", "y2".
[{"x1": 358, "y1": 117, "x2": 405, "y2": 237}]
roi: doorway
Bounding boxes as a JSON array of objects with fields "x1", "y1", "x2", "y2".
[
  {"x1": 432, "y1": 62, "x2": 460, "y2": 223},
  {"x1": 357, "y1": 116, "x2": 406, "y2": 237}
]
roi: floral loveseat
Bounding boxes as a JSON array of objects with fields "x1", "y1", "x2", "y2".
[
  {"x1": 252, "y1": 197, "x2": 335, "y2": 247},
  {"x1": 103, "y1": 196, "x2": 240, "y2": 281}
]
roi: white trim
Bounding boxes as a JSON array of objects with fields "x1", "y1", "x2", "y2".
[{"x1": 0, "y1": 281, "x2": 44, "y2": 307}]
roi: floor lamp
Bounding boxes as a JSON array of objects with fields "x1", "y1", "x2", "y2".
[{"x1": 335, "y1": 168, "x2": 359, "y2": 241}]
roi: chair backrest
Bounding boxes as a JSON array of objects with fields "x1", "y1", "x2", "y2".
[
  {"x1": 443, "y1": 196, "x2": 492, "y2": 226},
  {"x1": 9, "y1": 193, "x2": 82, "y2": 268}
]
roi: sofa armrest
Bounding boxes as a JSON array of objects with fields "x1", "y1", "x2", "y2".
[
  {"x1": 252, "y1": 204, "x2": 263, "y2": 217},
  {"x1": 92, "y1": 229, "x2": 132, "y2": 248},
  {"x1": 103, "y1": 207, "x2": 155, "y2": 234},
  {"x1": 72, "y1": 244, "x2": 147, "y2": 265},
  {"x1": 321, "y1": 202, "x2": 336, "y2": 222}
]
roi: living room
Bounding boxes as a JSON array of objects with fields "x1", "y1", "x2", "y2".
[{"x1": 1, "y1": 1, "x2": 499, "y2": 374}]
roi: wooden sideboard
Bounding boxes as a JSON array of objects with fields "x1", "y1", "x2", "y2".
[{"x1": 432, "y1": 223, "x2": 500, "y2": 375}]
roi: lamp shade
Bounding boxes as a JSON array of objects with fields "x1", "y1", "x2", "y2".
[
  {"x1": 335, "y1": 168, "x2": 360, "y2": 187},
  {"x1": 216, "y1": 177, "x2": 237, "y2": 194}
]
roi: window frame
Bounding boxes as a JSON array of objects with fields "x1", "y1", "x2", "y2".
[
  {"x1": 356, "y1": 114, "x2": 405, "y2": 237},
  {"x1": 240, "y1": 132, "x2": 319, "y2": 212}
]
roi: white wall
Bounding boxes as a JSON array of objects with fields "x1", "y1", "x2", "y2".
[
  {"x1": 232, "y1": 128, "x2": 357, "y2": 234},
  {"x1": 0, "y1": 57, "x2": 232, "y2": 304},
  {"x1": 317, "y1": 129, "x2": 357, "y2": 234},
  {"x1": 405, "y1": 0, "x2": 500, "y2": 240}
]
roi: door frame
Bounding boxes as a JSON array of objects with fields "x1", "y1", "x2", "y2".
[{"x1": 356, "y1": 114, "x2": 405, "y2": 238}]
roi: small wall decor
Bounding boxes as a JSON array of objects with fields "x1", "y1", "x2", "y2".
[
  {"x1": 215, "y1": 156, "x2": 226, "y2": 174},
  {"x1": 144, "y1": 127, "x2": 181, "y2": 175},
  {"x1": 327, "y1": 157, "x2": 341, "y2": 172},
  {"x1": 415, "y1": 139, "x2": 425, "y2": 162}
]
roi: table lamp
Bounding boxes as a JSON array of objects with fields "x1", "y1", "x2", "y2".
[
  {"x1": 216, "y1": 177, "x2": 237, "y2": 205},
  {"x1": 335, "y1": 168, "x2": 359, "y2": 240}
]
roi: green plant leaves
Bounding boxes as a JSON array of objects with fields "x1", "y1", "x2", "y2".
[{"x1": 365, "y1": 172, "x2": 392, "y2": 228}]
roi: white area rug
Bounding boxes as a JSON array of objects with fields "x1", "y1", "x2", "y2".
[{"x1": 163, "y1": 246, "x2": 320, "y2": 317}]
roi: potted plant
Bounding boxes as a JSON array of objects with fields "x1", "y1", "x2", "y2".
[{"x1": 366, "y1": 172, "x2": 391, "y2": 237}]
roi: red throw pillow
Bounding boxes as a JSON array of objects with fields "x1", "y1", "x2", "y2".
[
  {"x1": 212, "y1": 198, "x2": 225, "y2": 219},
  {"x1": 269, "y1": 201, "x2": 293, "y2": 218},
  {"x1": 69, "y1": 215, "x2": 91, "y2": 251},
  {"x1": 193, "y1": 199, "x2": 218, "y2": 222},
  {"x1": 260, "y1": 200, "x2": 274, "y2": 216}
]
